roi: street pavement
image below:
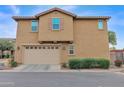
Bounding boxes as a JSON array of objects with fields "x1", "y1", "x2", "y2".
[{"x1": 0, "y1": 72, "x2": 124, "y2": 87}]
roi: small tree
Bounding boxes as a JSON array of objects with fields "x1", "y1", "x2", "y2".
[
  {"x1": 0, "y1": 40, "x2": 14, "y2": 58},
  {"x1": 108, "y1": 31, "x2": 117, "y2": 50}
]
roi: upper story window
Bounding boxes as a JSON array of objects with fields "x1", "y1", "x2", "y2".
[
  {"x1": 98, "y1": 20, "x2": 103, "y2": 30},
  {"x1": 32, "y1": 20, "x2": 38, "y2": 32},
  {"x1": 52, "y1": 18, "x2": 60, "y2": 30}
]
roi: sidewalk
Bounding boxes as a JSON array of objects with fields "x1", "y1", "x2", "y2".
[{"x1": 0, "y1": 65, "x2": 124, "y2": 72}]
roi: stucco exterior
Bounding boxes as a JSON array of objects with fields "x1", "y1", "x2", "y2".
[
  {"x1": 74, "y1": 19, "x2": 109, "y2": 58},
  {"x1": 13, "y1": 7, "x2": 110, "y2": 64},
  {"x1": 38, "y1": 11, "x2": 74, "y2": 42}
]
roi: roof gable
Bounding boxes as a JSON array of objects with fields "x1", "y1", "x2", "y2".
[
  {"x1": 12, "y1": 7, "x2": 111, "y2": 21},
  {"x1": 35, "y1": 7, "x2": 77, "y2": 17}
]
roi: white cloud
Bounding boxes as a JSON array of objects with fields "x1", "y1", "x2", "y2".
[
  {"x1": 0, "y1": 6, "x2": 20, "y2": 16},
  {"x1": 0, "y1": 12, "x2": 5, "y2": 16},
  {"x1": 76, "y1": 10, "x2": 124, "y2": 28},
  {"x1": 30, "y1": 6, "x2": 50, "y2": 15},
  {"x1": 31, "y1": 5, "x2": 78, "y2": 15},
  {"x1": 61, "y1": 5, "x2": 78, "y2": 11},
  {"x1": 0, "y1": 23, "x2": 16, "y2": 38},
  {"x1": 109, "y1": 12, "x2": 124, "y2": 26},
  {"x1": 77, "y1": 10, "x2": 112, "y2": 16},
  {"x1": 0, "y1": 6, "x2": 18, "y2": 38},
  {"x1": 109, "y1": 18, "x2": 124, "y2": 26},
  {"x1": 10, "y1": 5, "x2": 20, "y2": 15},
  {"x1": 0, "y1": 12, "x2": 11, "y2": 18}
]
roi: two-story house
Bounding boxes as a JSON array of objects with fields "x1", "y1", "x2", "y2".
[{"x1": 13, "y1": 7, "x2": 110, "y2": 65}]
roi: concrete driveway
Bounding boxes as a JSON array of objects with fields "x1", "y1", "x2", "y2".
[
  {"x1": 12, "y1": 64, "x2": 61, "y2": 72},
  {"x1": 0, "y1": 72, "x2": 124, "y2": 87}
]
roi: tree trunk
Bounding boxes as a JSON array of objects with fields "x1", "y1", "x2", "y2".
[
  {"x1": 1, "y1": 50, "x2": 4, "y2": 59},
  {"x1": 0, "y1": 50, "x2": 1, "y2": 59},
  {"x1": 0, "y1": 50, "x2": 3, "y2": 59}
]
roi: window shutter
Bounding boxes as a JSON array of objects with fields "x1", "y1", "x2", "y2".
[
  {"x1": 60, "y1": 18, "x2": 64, "y2": 31},
  {"x1": 48, "y1": 18, "x2": 52, "y2": 30}
]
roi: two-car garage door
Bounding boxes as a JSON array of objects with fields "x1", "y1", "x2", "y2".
[{"x1": 23, "y1": 45, "x2": 60, "y2": 64}]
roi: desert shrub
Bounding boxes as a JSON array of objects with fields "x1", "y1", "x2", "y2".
[
  {"x1": 10, "y1": 61, "x2": 17, "y2": 67},
  {"x1": 61, "y1": 63, "x2": 68, "y2": 68},
  {"x1": 114, "y1": 60, "x2": 122, "y2": 67},
  {"x1": 96, "y1": 58, "x2": 110, "y2": 69},
  {"x1": 3, "y1": 54, "x2": 11, "y2": 58},
  {"x1": 69, "y1": 58, "x2": 110, "y2": 69},
  {"x1": 68, "y1": 58, "x2": 82, "y2": 69}
]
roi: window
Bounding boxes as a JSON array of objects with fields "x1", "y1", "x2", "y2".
[
  {"x1": 55, "y1": 46, "x2": 59, "y2": 49},
  {"x1": 26, "y1": 46, "x2": 29, "y2": 49},
  {"x1": 32, "y1": 20, "x2": 38, "y2": 32},
  {"x1": 39, "y1": 46, "x2": 41, "y2": 49},
  {"x1": 30, "y1": 46, "x2": 33, "y2": 49},
  {"x1": 98, "y1": 20, "x2": 103, "y2": 29},
  {"x1": 43, "y1": 46, "x2": 45, "y2": 49},
  {"x1": 47, "y1": 46, "x2": 50, "y2": 49},
  {"x1": 51, "y1": 46, "x2": 54, "y2": 49},
  {"x1": 68, "y1": 45, "x2": 75, "y2": 55},
  {"x1": 52, "y1": 18, "x2": 60, "y2": 30},
  {"x1": 34, "y1": 46, "x2": 37, "y2": 49}
]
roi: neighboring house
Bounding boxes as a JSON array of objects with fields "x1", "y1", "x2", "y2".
[
  {"x1": 110, "y1": 50, "x2": 124, "y2": 63},
  {"x1": 12, "y1": 7, "x2": 110, "y2": 65}
]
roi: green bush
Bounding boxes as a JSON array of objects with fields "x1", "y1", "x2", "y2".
[
  {"x1": 69, "y1": 59, "x2": 81, "y2": 69},
  {"x1": 69, "y1": 58, "x2": 110, "y2": 69},
  {"x1": 3, "y1": 54, "x2": 11, "y2": 58},
  {"x1": 96, "y1": 58, "x2": 110, "y2": 69},
  {"x1": 81, "y1": 58, "x2": 98, "y2": 68},
  {"x1": 10, "y1": 61, "x2": 18, "y2": 67}
]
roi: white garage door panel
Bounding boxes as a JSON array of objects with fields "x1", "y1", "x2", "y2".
[{"x1": 24, "y1": 47, "x2": 60, "y2": 64}]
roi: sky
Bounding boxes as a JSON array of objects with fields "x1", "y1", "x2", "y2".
[{"x1": 0, "y1": 5, "x2": 124, "y2": 49}]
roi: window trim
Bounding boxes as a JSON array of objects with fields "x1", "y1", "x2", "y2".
[
  {"x1": 31, "y1": 20, "x2": 38, "y2": 32},
  {"x1": 52, "y1": 18, "x2": 60, "y2": 31},
  {"x1": 98, "y1": 19, "x2": 104, "y2": 30},
  {"x1": 68, "y1": 44, "x2": 75, "y2": 56}
]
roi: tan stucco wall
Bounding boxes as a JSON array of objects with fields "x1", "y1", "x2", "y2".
[
  {"x1": 38, "y1": 11, "x2": 74, "y2": 41},
  {"x1": 60, "y1": 19, "x2": 110, "y2": 64},
  {"x1": 15, "y1": 20, "x2": 38, "y2": 63},
  {"x1": 73, "y1": 19, "x2": 110, "y2": 59},
  {"x1": 15, "y1": 10, "x2": 110, "y2": 64}
]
